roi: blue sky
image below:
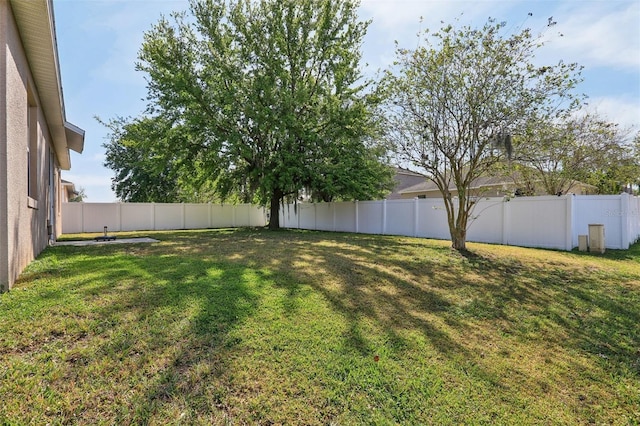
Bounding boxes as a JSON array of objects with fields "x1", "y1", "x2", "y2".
[{"x1": 53, "y1": 0, "x2": 640, "y2": 202}]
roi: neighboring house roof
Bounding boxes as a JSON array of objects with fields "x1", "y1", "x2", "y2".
[
  {"x1": 387, "y1": 167, "x2": 427, "y2": 199},
  {"x1": 400, "y1": 175, "x2": 515, "y2": 196},
  {"x1": 61, "y1": 180, "x2": 78, "y2": 201},
  {"x1": 400, "y1": 173, "x2": 597, "y2": 197},
  {"x1": 9, "y1": 0, "x2": 84, "y2": 170}
]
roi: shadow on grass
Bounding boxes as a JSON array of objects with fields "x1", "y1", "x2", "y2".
[
  {"x1": 6, "y1": 228, "x2": 639, "y2": 424},
  {"x1": 114, "y1": 230, "x2": 638, "y2": 370},
  {"x1": 12, "y1": 240, "x2": 270, "y2": 423}
]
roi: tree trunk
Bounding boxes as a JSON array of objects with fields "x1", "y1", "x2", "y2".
[
  {"x1": 268, "y1": 189, "x2": 283, "y2": 230},
  {"x1": 446, "y1": 194, "x2": 469, "y2": 251},
  {"x1": 451, "y1": 227, "x2": 467, "y2": 251}
]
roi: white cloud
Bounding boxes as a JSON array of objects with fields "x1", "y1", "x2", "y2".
[
  {"x1": 360, "y1": 1, "x2": 640, "y2": 71},
  {"x1": 549, "y1": 2, "x2": 640, "y2": 70},
  {"x1": 359, "y1": 1, "x2": 553, "y2": 73},
  {"x1": 360, "y1": 0, "x2": 508, "y2": 30},
  {"x1": 582, "y1": 96, "x2": 640, "y2": 132}
]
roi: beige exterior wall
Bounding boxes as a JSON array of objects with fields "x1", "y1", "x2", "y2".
[
  {"x1": 399, "y1": 185, "x2": 509, "y2": 199},
  {"x1": 1, "y1": 0, "x2": 63, "y2": 291},
  {"x1": 400, "y1": 182, "x2": 596, "y2": 200},
  {"x1": 0, "y1": 0, "x2": 7, "y2": 291}
]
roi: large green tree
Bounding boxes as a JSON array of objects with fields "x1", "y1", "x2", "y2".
[
  {"x1": 512, "y1": 113, "x2": 639, "y2": 195},
  {"x1": 102, "y1": 116, "x2": 213, "y2": 202},
  {"x1": 380, "y1": 18, "x2": 583, "y2": 250},
  {"x1": 124, "y1": 0, "x2": 391, "y2": 228},
  {"x1": 585, "y1": 128, "x2": 640, "y2": 194}
]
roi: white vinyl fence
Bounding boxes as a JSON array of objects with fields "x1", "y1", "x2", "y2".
[
  {"x1": 62, "y1": 202, "x2": 266, "y2": 234},
  {"x1": 280, "y1": 194, "x2": 640, "y2": 250},
  {"x1": 62, "y1": 194, "x2": 640, "y2": 250}
]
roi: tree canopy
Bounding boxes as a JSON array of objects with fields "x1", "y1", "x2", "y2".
[
  {"x1": 102, "y1": 116, "x2": 221, "y2": 203},
  {"x1": 512, "y1": 113, "x2": 639, "y2": 196},
  {"x1": 104, "y1": 0, "x2": 393, "y2": 227},
  {"x1": 379, "y1": 18, "x2": 583, "y2": 250}
]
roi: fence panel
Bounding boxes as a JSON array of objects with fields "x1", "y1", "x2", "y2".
[
  {"x1": 234, "y1": 204, "x2": 250, "y2": 228},
  {"x1": 573, "y1": 195, "x2": 629, "y2": 249},
  {"x1": 120, "y1": 203, "x2": 153, "y2": 231},
  {"x1": 299, "y1": 204, "x2": 317, "y2": 230},
  {"x1": 314, "y1": 203, "x2": 334, "y2": 231},
  {"x1": 153, "y1": 204, "x2": 183, "y2": 230},
  {"x1": 415, "y1": 199, "x2": 451, "y2": 240},
  {"x1": 357, "y1": 201, "x2": 384, "y2": 235},
  {"x1": 81, "y1": 203, "x2": 121, "y2": 233},
  {"x1": 505, "y1": 196, "x2": 570, "y2": 250},
  {"x1": 386, "y1": 199, "x2": 415, "y2": 236},
  {"x1": 631, "y1": 196, "x2": 640, "y2": 245},
  {"x1": 334, "y1": 203, "x2": 356, "y2": 233},
  {"x1": 61, "y1": 203, "x2": 83, "y2": 234},
  {"x1": 62, "y1": 195, "x2": 639, "y2": 250},
  {"x1": 210, "y1": 205, "x2": 234, "y2": 228},
  {"x1": 467, "y1": 198, "x2": 505, "y2": 244},
  {"x1": 184, "y1": 204, "x2": 209, "y2": 229},
  {"x1": 248, "y1": 204, "x2": 267, "y2": 227},
  {"x1": 280, "y1": 204, "x2": 298, "y2": 228}
]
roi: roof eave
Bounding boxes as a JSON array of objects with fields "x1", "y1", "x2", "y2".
[
  {"x1": 65, "y1": 122, "x2": 85, "y2": 154},
  {"x1": 9, "y1": 0, "x2": 83, "y2": 170}
]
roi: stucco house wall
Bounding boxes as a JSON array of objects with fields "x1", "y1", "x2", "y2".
[{"x1": 1, "y1": 0, "x2": 83, "y2": 291}]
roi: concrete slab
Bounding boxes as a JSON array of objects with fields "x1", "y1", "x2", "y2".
[{"x1": 54, "y1": 237, "x2": 160, "y2": 247}]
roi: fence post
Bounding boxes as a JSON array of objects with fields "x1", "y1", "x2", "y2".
[
  {"x1": 635, "y1": 197, "x2": 640, "y2": 244},
  {"x1": 621, "y1": 193, "x2": 630, "y2": 249},
  {"x1": 382, "y1": 199, "x2": 387, "y2": 235},
  {"x1": 355, "y1": 201, "x2": 359, "y2": 234},
  {"x1": 151, "y1": 203, "x2": 156, "y2": 230},
  {"x1": 565, "y1": 195, "x2": 573, "y2": 251},
  {"x1": 117, "y1": 203, "x2": 122, "y2": 232},
  {"x1": 414, "y1": 198, "x2": 419, "y2": 237},
  {"x1": 81, "y1": 203, "x2": 85, "y2": 233},
  {"x1": 501, "y1": 198, "x2": 509, "y2": 245},
  {"x1": 332, "y1": 202, "x2": 336, "y2": 232},
  {"x1": 232, "y1": 205, "x2": 236, "y2": 228}
]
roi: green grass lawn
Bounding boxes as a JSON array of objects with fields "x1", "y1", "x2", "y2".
[{"x1": 1, "y1": 229, "x2": 638, "y2": 425}]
